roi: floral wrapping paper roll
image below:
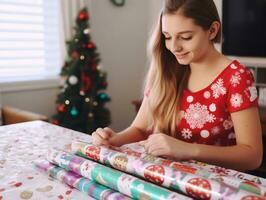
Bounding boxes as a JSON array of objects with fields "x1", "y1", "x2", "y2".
[
  {"x1": 47, "y1": 149, "x2": 191, "y2": 200},
  {"x1": 71, "y1": 141, "x2": 266, "y2": 200},
  {"x1": 35, "y1": 159, "x2": 131, "y2": 200}
]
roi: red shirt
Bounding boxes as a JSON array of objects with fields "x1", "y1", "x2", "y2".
[{"x1": 177, "y1": 60, "x2": 258, "y2": 146}]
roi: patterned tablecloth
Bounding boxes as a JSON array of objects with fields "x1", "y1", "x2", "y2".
[
  {"x1": 0, "y1": 121, "x2": 93, "y2": 199},
  {"x1": 0, "y1": 121, "x2": 266, "y2": 199}
]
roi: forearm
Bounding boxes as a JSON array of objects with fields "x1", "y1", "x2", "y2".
[
  {"x1": 109, "y1": 126, "x2": 149, "y2": 147},
  {"x1": 191, "y1": 143, "x2": 263, "y2": 171}
]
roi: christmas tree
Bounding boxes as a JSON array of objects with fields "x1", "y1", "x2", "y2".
[{"x1": 52, "y1": 8, "x2": 111, "y2": 134}]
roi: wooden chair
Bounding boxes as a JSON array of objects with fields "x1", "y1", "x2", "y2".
[{"x1": 1, "y1": 106, "x2": 48, "y2": 125}]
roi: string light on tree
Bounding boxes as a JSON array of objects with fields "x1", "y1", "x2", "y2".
[
  {"x1": 88, "y1": 112, "x2": 94, "y2": 118},
  {"x1": 83, "y1": 28, "x2": 90, "y2": 34},
  {"x1": 80, "y1": 90, "x2": 85, "y2": 96},
  {"x1": 80, "y1": 55, "x2": 85, "y2": 60},
  {"x1": 85, "y1": 97, "x2": 90, "y2": 103}
]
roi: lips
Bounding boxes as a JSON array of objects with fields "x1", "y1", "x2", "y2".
[{"x1": 174, "y1": 52, "x2": 189, "y2": 59}]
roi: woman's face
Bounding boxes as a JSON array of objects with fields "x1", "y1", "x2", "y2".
[{"x1": 162, "y1": 12, "x2": 212, "y2": 65}]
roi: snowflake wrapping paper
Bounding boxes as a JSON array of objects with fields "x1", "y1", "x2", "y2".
[
  {"x1": 46, "y1": 149, "x2": 190, "y2": 200},
  {"x1": 71, "y1": 141, "x2": 266, "y2": 200},
  {"x1": 35, "y1": 159, "x2": 131, "y2": 200}
]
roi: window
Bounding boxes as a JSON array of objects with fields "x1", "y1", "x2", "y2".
[{"x1": 0, "y1": 0, "x2": 62, "y2": 81}]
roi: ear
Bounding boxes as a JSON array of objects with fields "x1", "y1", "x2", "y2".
[{"x1": 209, "y1": 21, "x2": 220, "y2": 41}]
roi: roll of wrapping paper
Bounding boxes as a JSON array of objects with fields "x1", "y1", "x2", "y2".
[
  {"x1": 114, "y1": 143, "x2": 266, "y2": 196},
  {"x1": 116, "y1": 143, "x2": 266, "y2": 194},
  {"x1": 116, "y1": 144, "x2": 266, "y2": 187},
  {"x1": 72, "y1": 141, "x2": 266, "y2": 200},
  {"x1": 35, "y1": 160, "x2": 131, "y2": 200},
  {"x1": 47, "y1": 149, "x2": 191, "y2": 200}
]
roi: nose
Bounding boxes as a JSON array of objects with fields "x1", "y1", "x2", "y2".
[
  {"x1": 174, "y1": 46, "x2": 183, "y2": 53},
  {"x1": 171, "y1": 38, "x2": 183, "y2": 53}
]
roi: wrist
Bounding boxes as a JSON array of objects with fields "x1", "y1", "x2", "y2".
[
  {"x1": 109, "y1": 134, "x2": 122, "y2": 147},
  {"x1": 190, "y1": 143, "x2": 199, "y2": 160}
]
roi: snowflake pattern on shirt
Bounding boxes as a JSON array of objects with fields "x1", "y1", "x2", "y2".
[
  {"x1": 177, "y1": 60, "x2": 258, "y2": 146},
  {"x1": 184, "y1": 102, "x2": 216, "y2": 129}
]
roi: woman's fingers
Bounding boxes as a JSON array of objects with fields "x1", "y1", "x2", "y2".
[
  {"x1": 138, "y1": 140, "x2": 147, "y2": 146},
  {"x1": 96, "y1": 128, "x2": 110, "y2": 139},
  {"x1": 92, "y1": 127, "x2": 114, "y2": 146},
  {"x1": 91, "y1": 131, "x2": 105, "y2": 145}
]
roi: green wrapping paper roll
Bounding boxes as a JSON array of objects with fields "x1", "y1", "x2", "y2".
[
  {"x1": 35, "y1": 159, "x2": 131, "y2": 200},
  {"x1": 47, "y1": 149, "x2": 192, "y2": 200},
  {"x1": 71, "y1": 141, "x2": 266, "y2": 200}
]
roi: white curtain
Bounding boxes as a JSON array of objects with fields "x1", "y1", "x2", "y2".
[{"x1": 59, "y1": 0, "x2": 91, "y2": 59}]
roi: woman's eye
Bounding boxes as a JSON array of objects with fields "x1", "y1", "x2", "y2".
[
  {"x1": 181, "y1": 37, "x2": 192, "y2": 40},
  {"x1": 164, "y1": 36, "x2": 171, "y2": 40}
]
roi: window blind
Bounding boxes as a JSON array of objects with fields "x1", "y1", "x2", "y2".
[{"x1": 0, "y1": 0, "x2": 61, "y2": 80}]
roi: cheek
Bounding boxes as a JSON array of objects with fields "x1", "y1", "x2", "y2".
[{"x1": 188, "y1": 37, "x2": 209, "y2": 53}]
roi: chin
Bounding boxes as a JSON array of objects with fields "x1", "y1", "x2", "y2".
[
  {"x1": 175, "y1": 54, "x2": 193, "y2": 65},
  {"x1": 177, "y1": 59, "x2": 191, "y2": 65}
]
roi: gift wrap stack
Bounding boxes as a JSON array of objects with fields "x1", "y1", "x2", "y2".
[{"x1": 35, "y1": 141, "x2": 266, "y2": 200}]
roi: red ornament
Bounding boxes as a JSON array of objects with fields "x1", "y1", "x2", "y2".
[
  {"x1": 91, "y1": 63, "x2": 98, "y2": 71},
  {"x1": 71, "y1": 51, "x2": 80, "y2": 59},
  {"x1": 81, "y1": 72, "x2": 92, "y2": 92},
  {"x1": 57, "y1": 104, "x2": 65, "y2": 112},
  {"x1": 78, "y1": 11, "x2": 89, "y2": 21},
  {"x1": 87, "y1": 42, "x2": 95, "y2": 49},
  {"x1": 101, "y1": 82, "x2": 108, "y2": 88},
  {"x1": 52, "y1": 119, "x2": 60, "y2": 125}
]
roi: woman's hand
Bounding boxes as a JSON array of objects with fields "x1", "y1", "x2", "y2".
[
  {"x1": 91, "y1": 127, "x2": 115, "y2": 146},
  {"x1": 140, "y1": 133, "x2": 195, "y2": 160}
]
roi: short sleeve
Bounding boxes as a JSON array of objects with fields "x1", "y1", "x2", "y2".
[{"x1": 227, "y1": 67, "x2": 258, "y2": 112}]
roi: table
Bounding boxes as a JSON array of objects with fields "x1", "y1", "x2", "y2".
[
  {"x1": 0, "y1": 121, "x2": 93, "y2": 199},
  {"x1": 0, "y1": 121, "x2": 266, "y2": 200}
]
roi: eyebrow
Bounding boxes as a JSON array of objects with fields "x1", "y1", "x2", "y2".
[{"x1": 162, "y1": 31, "x2": 193, "y2": 34}]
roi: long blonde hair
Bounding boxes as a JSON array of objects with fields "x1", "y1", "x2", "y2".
[{"x1": 145, "y1": 0, "x2": 221, "y2": 136}]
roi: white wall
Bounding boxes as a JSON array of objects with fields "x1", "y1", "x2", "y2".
[
  {"x1": 88, "y1": 0, "x2": 150, "y2": 131},
  {"x1": 0, "y1": 0, "x2": 152, "y2": 131}
]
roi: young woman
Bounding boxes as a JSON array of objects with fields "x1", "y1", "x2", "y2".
[{"x1": 92, "y1": 0, "x2": 263, "y2": 171}]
